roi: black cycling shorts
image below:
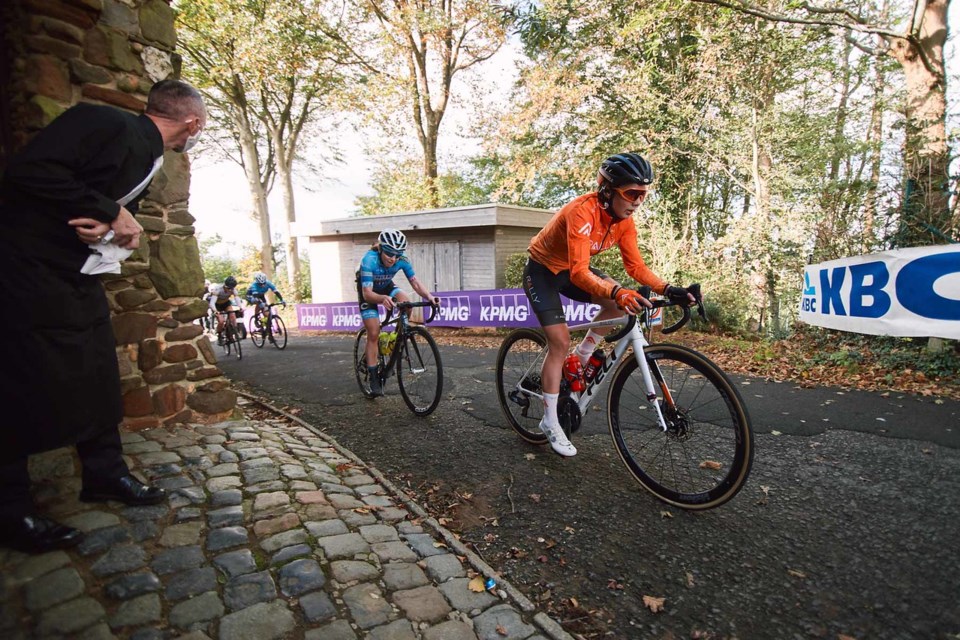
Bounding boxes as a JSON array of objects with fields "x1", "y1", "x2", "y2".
[{"x1": 522, "y1": 258, "x2": 609, "y2": 326}]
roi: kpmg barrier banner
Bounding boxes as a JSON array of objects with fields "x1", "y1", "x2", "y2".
[
  {"x1": 296, "y1": 288, "x2": 665, "y2": 330},
  {"x1": 799, "y1": 244, "x2": 960, "y2": 339}
]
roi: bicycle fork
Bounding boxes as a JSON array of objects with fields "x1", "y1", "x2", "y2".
[{"x1": 628, "y1": 336, "x2": 672, "y2": 433}]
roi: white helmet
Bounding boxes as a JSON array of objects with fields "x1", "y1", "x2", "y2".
[
  {"x1": 378, "y1": 228, "x2": 407, "y2": 254},
  {"x1": 254, "y1": 271, "x2": 267, "y2": 284}
]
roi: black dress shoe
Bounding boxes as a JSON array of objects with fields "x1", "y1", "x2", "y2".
[
  {"x1": 0, "y1": 514, "x2": 83, "y2": 554},
  {"x1": 80, "y1": 475, "x2": 166, "y2": 506}
]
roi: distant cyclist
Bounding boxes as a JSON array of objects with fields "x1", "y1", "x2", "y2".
[
  {"x1": 523, "y1": 152, "x2": 697, "y2": 457},
  {"x1": 208, "y1": 275, "x2": 242, "y2": 344},
  {"x1": 356, "y1": 228, "x2": 439, "y2": 397},
  {"x1": 246, "y1": 271, "x2": 284, "y2": 314}
]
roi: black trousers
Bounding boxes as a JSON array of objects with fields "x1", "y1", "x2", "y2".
[{"x1": 0, "y1": 427, "x2": 129, "y2": 519}]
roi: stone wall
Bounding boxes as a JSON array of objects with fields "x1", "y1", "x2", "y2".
[{"x1": 1, "y1": 0, "x2": 237, "y2": 427}]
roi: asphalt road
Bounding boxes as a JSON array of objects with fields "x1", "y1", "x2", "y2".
[{"x1": 218, "y1": 333, "x2": 960, "y2": 640}]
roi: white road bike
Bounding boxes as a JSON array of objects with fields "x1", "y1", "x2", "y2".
[{"x1": 495, "y1": 285, "x2": 754, "y2": 510}]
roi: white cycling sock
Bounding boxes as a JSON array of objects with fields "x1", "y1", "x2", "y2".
[
  {"x1": 576, "y1": 330, "x2": 602, "y2": 365},
  {"x1": 543, "y1": 392, "x2": 559, "y2": 426}
]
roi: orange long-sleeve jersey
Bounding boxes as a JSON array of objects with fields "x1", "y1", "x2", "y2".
[{"x1": 528, "y1": 193, "x2": 668, "y2": 300}]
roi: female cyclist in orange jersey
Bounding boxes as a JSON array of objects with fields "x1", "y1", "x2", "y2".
[{"x1": 523, "y1": 152, "x2": 697, "y2": 457}]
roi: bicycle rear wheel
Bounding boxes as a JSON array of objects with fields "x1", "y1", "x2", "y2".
[
  {"x1": 397, "y1": 327, "x2": 443, "y2": 416},
  {"x1": 607, "y1": 344, "x2": 752, "y2": 509},
  {"x1": 225, "y1": 323, "x2": 242, "y2": 360},
  {"x1": 270, "y1": 316, "x2": 287, "y2": 350},
  {"x1": 495, "y1": 329, "x2": 548, "y2": 444},
  {"x1": 353, "y1": 329, "x2": 377, "y2": 398},
  {"x1": 251, "y1": 315, "x2": 266, "y2": 348}
]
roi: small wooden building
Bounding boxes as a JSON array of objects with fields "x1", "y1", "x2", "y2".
[{"x1": 293, "y1": 204, "x2": 554, "y2": 303}]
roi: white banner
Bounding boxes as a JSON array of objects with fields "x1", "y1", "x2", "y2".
[{"x1": 799, "y1": 245, "x2": 960, "y2": 339}]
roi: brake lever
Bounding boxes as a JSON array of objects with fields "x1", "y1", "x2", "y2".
[{"x1": 687, "y1": 283, "x2": 707, "y2": 321}]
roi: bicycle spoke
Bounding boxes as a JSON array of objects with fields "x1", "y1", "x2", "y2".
[{"x1": 495, "y1": 329, "x2": 548, "y2": 444}]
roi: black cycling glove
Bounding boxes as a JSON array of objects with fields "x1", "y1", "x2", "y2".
[{"x1": 665, "y1": 285, "x2": 694, "y2": 305}]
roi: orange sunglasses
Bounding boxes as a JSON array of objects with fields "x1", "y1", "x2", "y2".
[{"x1": 612, "y1": 186, "x2": 649, "y2": 203}]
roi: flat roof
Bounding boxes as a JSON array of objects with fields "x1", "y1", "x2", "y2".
[{"x1": 292, "y1": 203, "x2": 554, "y2": 239}]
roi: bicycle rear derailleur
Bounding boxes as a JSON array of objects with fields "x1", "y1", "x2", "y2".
[{"x1": 510, "y1": 375, "x2": 542, "y2": 415}]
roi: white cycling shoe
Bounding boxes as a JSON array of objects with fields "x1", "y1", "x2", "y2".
[{"x1": 539, "y1": 419, "x2": 577, "y2": 457}]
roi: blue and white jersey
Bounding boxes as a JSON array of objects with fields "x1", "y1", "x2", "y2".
[
  {"x1": 357, "y1": 249, "x2": 415, "y2": 294},
  {"x1": 247, "y1": 280, "x2": 279, "y2": 298}
]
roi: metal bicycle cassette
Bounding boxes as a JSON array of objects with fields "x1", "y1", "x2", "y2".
[{"x1": 557, "y1": 395, "x2": 582, "y2": 437}]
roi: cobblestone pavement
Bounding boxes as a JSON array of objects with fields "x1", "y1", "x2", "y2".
[{"x1": 0, "y1": 399, "x2": 571, "y2": 640}]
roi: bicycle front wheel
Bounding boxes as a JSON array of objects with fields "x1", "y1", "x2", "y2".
[
  {"x1": 607, "y1": 344, "x2": 753, "y2": 510},
  {"x1": 251, "y1": 316, "x2": 266, "y2": 348},
  {"x1": 397, "y1": 327, "x2": 443, "y2": 416},
  {"x1": 495, "y1": 329, "x2": 548, "y2": 444},
  {"x1": 226, "y1": 324, "x2": 242, "y2": 360},
  {"x1": 270, "y1": 316, "x2": 287, "y2": 350}
]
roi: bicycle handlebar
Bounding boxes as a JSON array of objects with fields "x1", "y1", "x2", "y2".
[
  {"x1": 383, "y1": 300, "x2": 439, "y2": 325},
  {"x1": 604, "y1": 283, "x2": 706, "y2": 341}
]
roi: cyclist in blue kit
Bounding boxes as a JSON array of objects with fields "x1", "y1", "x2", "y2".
[{"x1": 357, "y1": 228, "x2": 439, "y2": 396}]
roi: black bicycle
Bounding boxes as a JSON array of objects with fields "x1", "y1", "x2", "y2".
[
  {"x1": 353, "y1": 301, "x2": 443, "y2": 416},
  {"x1": 251, "y1": 302, "x2": 287, "y2": 350},
  {"x1": 217, "y1": 310, "x2": 243, "y2": 360}
]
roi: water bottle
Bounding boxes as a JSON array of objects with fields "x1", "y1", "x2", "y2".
[
  {"x1": 583, "y1": 349, "x2": 606, "y2": 382},
  {"x1": 563, "y1": 354, "x2": 585, "y2": 392},
  {"x1": 378, "y1": 331, "x2": 396, "y2": 356}
]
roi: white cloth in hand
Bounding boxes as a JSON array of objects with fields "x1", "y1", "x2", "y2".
[{"x1": 81, "y1": 232, "x2": 133, "y2": 275}]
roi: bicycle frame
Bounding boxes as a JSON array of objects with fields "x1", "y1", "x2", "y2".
[
  {"x1": 375, "y1": 302, "x2": 437, "y2": 379},
  {"x1": 512, "y1": 314, "x2": 672, "y2": 432}
]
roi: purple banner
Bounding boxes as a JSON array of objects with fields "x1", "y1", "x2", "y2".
[{"x1": 296, "y1": 288, "x2": 609, "y2": 330}]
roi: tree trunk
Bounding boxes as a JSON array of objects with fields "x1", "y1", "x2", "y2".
[
  {"x1": 423, "y1": 127, "x2": 439, "y2": 208},
  {"x1": 235, "y1": 116, "x2": 273, "y2": 278},
  {"x1": 277, "y1": 158, "x2": 300, "y2": 295},
  {"x1": 888, "y1": 0, "x2": 952, "y2": 246}
]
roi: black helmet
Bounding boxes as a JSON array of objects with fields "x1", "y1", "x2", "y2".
[
  {"x1": 598, "y1": 152, "x2": 654, "y2": 187},
  {"x1": 224, "y1": 276, "x2": 237, "y2": 288}
]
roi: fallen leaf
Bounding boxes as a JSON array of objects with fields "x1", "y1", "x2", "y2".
[
  {"x1": 699, "y1": 460, "x2": 723, "y2": 470},
  {"x1": 524, "y1": 453, "x2": 536, "y2": 460},
  {"x1": 686, "y1": 571, "x2": 695, "y2": 587},
  {"x1": 528, "y1": 493, "x2": 541, "y2": 503},
  {"x1": 660, "y1": 510, "x2": 674, "y2": 519},
  {"x1": 538, "y1": 555, "x2": 548, "y2": 563},
  {"x1": 468, "y1": 576, "x2": 486, "y2": 592},
  {"x1": 564, "y1": 526, "x2": 576, "y2": 534},
  {"x1": 787, "y1": 569, "x2": 807, "y2": 578},
  {"x1": 642, "y1": 594, "x2": 665, "y2": 613},
  {"x1": 837, "y1": 635, "x2": 857, "y2": 640},
  {"x1": 433, "y1": 542, "x2": 447, "y2": 548},
  {"x1": 496, "y1": 624, "x2": 508, "y2": 636},
  {"x1": 606, "y1": 579, "x2": 624, "y2": 590},
  {"x1": 570, "y1": 596, "x2": 579, "y2": 608},
  {"x1": 483, "y1": 533, "x2": 498, "y2": 542},
  {"x1": 921, "y1": 448, "x2": 933, "y2": 455}
]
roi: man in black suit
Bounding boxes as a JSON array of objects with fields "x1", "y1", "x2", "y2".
[{"x1": 0, "y1": 79, "x2": 206, "y2": 553}]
